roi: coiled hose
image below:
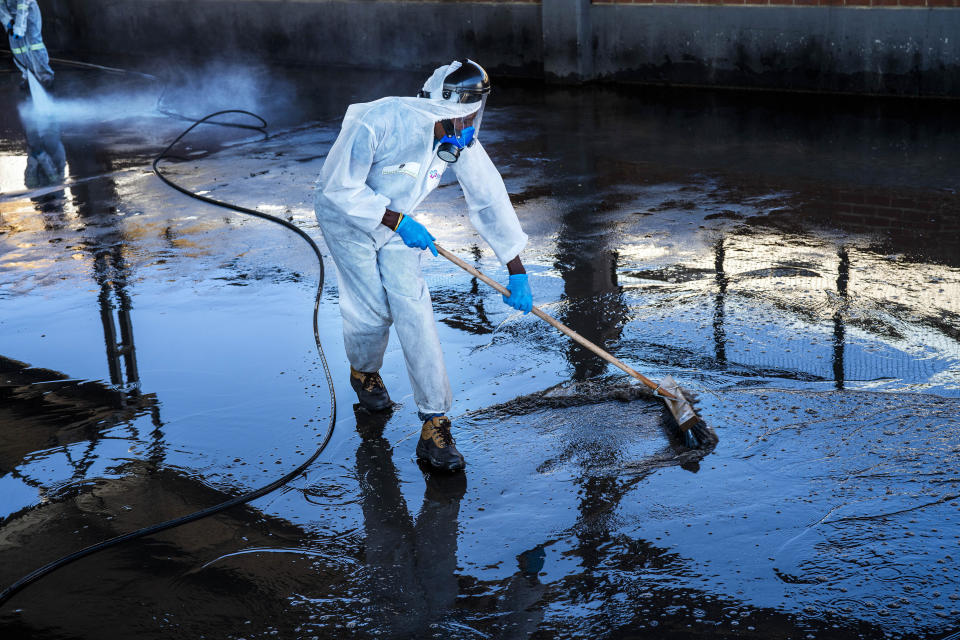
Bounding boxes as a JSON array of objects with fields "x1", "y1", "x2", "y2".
[{"x1": 0, "y1": 110, "x2": 337, "y2": 606}]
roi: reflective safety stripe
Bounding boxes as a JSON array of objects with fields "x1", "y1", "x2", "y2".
[
  {"x1": 11, "y1": 46, "x2": 25, "y2": 54},
  {"x1": 17, "y1": 3, "x2": 28, "y2": 9},
  {"x1": 29, "y1": 42, "x2": 44, "y2": 50}
]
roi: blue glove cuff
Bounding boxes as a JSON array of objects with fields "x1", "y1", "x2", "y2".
[{"x1": 508, "y1": 273, "x2": 528, "y2": 283}]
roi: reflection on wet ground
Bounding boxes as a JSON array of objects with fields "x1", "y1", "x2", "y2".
[{"x1": 1, "y1": 61, "x2": 959, "y2": 639}]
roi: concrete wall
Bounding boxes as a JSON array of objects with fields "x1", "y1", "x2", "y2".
[
  {"x1": 36, "y1": 0, "x2": 960, "y2": 97},
  {"x1": 37, "y1": 0, "x2": 543, "y2": 77},
  {"x1": 587, "y1": 5, "x2": 960, "y2": 96}
]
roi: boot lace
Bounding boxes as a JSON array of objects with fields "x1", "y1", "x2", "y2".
[
  {"x1": 361, "y1": 372, "x2": 384, "y2": 393},
  {"x1": 431, "y1": 417, "x2": 455, "y2": 447}
]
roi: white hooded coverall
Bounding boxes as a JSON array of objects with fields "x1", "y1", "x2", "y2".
[{"x1": 314, "y1": 62, "x2": 527, "y2": 417}]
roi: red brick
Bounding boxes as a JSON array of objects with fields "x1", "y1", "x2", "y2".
[
  {"x1": 864, "y1": 194, "x2": 892, "y2": 206},
  {"x1": 890, "y1": 197, "x2": 919, "y2": 208},
  {"x1": 844, "y1": 0, "x2": 871, "y2": 6},
  {"x1": 926, "y1": 0, "x2": 956, "y2": 6},
  {"x1": 841, "y1": 203, "x2": 880, "y2": 215},
  {"x1": 897, "y1": 0, "x2": 926, "y2": 5},
  {"x1": 794, "y1": 0, "x2": 818, "y2": 5},
  {"x1": 837, "y1": 212, "x2": 872, "y2": 224},
  {"x1": 744, "y1": 0, "x2": 769, "y2": 4}
]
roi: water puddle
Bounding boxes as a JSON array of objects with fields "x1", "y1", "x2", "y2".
[{"x1": 1, "y1": 64, "x2": 959, "y2": 638}]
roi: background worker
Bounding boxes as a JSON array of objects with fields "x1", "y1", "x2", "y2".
[
  {"x1": 314, "y1": 59, "x2": 533, "y2": 472},
  {"x1": 2, "y1": 0, "x2": 54, "y2": 88}
]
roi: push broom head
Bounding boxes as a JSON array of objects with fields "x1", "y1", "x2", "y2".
[{"x1": 658, "y1": 375, "x2": 718, "y2": 449}]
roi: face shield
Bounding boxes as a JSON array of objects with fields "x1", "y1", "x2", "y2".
[
  {"x1": 435, "y1": 60, "x2": 491, "y2": 163},
  {"x1": 437, "y1": 94, "x2": 487, "y2": 163},
  {"x1": 444, "y1": 89, "x2": 487, "y2": 139}
]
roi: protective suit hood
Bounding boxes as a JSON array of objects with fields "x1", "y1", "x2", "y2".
[
  {"x1": 414, "y1": 60, "x2": 485, "y2": 121},
  {"x1": 340, "y1": 61, "x2": 482, "y2": 132}
]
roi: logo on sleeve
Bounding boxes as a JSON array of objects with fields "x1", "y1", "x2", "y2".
[{"x1": 428, "y1": 169, "x2": 441, "y2": 181}]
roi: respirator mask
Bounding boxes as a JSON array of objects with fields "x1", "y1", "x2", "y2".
[{"x1": 421, "y1": 60, "x2": 491, "y2": 164}]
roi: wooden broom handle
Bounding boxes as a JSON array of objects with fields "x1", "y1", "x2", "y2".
[{"x1": 435, "y1": 245, "x2": 676, "y2": 400}]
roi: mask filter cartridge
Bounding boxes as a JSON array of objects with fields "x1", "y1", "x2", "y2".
[{"x1": 437, "y1": 125, "x2": 475, "y2": 164}]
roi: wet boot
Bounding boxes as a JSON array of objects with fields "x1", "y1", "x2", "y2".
[
  {"x1": 416, "y1": 416, "x2": 466, "y2": 472},
  {"x1": 349, "y1": 366, "x2": 392, "y2": 412}
]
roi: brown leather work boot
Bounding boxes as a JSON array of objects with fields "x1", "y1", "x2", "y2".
[
  {"x1": 349, "y1": 366, "x2": 392, "y2": 411},
  {"x1": 416, "y1": 415, "x2": 466, "y2": 472}
]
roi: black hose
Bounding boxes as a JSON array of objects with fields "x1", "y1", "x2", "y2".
[
  {"x1": 3, "y1": 51, "x2": 158, "y2": 79},
  {"x1": 0, "y1": 110, "x2": 337, "y2": 607}
]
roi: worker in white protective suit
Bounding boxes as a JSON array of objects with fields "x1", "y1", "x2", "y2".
[
  {"x1": 314, "y1": 60, "x2": 533, "y2": 472},
  {"x1": 2, "y1": 0, "x2": 54, "y2": 88}
]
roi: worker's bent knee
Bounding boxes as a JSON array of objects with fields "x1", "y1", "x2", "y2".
[{"x1": 381, "y1": 276, "x2": 429, "y2": 302}]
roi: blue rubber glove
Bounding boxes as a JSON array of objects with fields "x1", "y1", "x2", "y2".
[
  {"x1": 395, "y1": 215, "x2": 437, "y2": 256},
  {"x1": 503, "y1": 273, "x2": 533, "y2": 314}
]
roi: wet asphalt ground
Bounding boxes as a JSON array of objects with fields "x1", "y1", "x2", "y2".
[{"x1": 1, "y1": 60, "x2": 959, "y2": 639}]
